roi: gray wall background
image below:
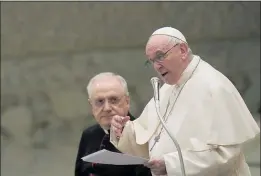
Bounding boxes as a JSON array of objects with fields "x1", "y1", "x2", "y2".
[{"x1": 1, "y1": 2, "x2": 260, "y2": 176}]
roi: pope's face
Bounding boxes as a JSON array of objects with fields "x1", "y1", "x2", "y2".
[
  {"x1": 88, "y1": 77, "x2": 130, "y2": 130},
  {"x1": 145, "y1": 35, "x2": 189, "y2": 85}
]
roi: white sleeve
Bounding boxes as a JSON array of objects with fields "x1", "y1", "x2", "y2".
[
  {"x1": 110, "y1": 121, "x2": 150, "y2": 159},
  {"x1": 163, "y1": 144, "x2": 242, "y2": 176}
]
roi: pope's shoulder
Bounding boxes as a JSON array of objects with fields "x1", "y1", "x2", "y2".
[{"x1": 194, "y1": 60, "x2": 236, "y2": 92}]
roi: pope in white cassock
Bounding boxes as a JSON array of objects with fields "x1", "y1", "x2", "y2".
[{"x1": 110, "y1": 27, "x2": 260, "y2": 176}]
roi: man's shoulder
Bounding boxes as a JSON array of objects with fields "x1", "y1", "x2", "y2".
[{"x1": 82, "y1": 124, "x2": 103, "y2": 136}]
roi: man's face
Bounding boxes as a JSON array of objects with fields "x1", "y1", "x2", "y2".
[
  {"x1": 89, "y1": 77, "x2": 130, "y2": 129},
  {"x1": 145, "y1": 35, "x2": 188, "y2": 85}
]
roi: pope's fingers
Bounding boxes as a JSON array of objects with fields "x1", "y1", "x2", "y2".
[
  {"x1": 115, "y1": 115, "x2": 129, "y2": 122},
  {"x1": 111, "y1": 130, "x2": 120, "y2": 138},
  {"x1": 113, "y1": 115, "x2": 124, "y2": 123},
  {"x1": 122, "y1": 116, "x2": 130, "y2": 123},
  {"x1": 115, "y1": 128, "x2": 122, "y2": 134},
  {"x1": 145, "y1": 159, "x2": 164, "y2": 169},
  {"x1": 112, "y1": 123, "x2": 123, "y2": 131},
  {"x1": 111, "y1": 120, "x2": 123, "y2": 129},
  {"x1": 113, "y1": 115, "x2": 130, "y2": 126},
  {"x1": 112, "y1": 117, "x2": 124, "y2": 128},
  {"x1": 111, "y1": 125, "x2": 123, "y2": 137},
  {"x1": 144, "y1": 160, "x2": 155, "y2": 168},
  {"x1": 111, "y1": 119, "x2": 117, "y2": 127},
  {"x1": 143, "y1": 162, "x2": 150, "y2": 168},
  {"x1": 111, "y1": 115, "x2": 130, "y2": 138}
]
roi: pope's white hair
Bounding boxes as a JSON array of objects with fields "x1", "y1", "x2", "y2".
[
  {"x1": 87, "y1": 72, "x2": 129, "y2": 98},
  {"x1": 167, "y1": 36, "x2": 193, "y2": 59}
]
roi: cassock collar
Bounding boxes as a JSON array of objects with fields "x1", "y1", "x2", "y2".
[
  {"x1": 176, "y1": 55, "x2": 201, "y2": 87},
  {"x1": 103, "y1": 129, "x2": 109, "y2": 134}
]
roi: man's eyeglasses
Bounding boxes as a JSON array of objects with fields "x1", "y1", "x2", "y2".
[
  {"x1": 90, "y1": 95, "x2": 125, "y2": 108},
  {"x1": 144, "y1": 43, "x2": 178, "y2": 67}
]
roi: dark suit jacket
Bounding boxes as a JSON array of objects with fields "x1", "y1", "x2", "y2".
[{"x1": 75, "y1": 113, "x2": 152, "y2": 176}]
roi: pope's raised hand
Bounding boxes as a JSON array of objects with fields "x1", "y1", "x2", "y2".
[{"x1": 111, "y1": 115, "x2": 130, "y2": 138}]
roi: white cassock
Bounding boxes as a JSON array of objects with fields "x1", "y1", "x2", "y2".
[{"x1": 110, "y1": 55, "x2": 260, "y2": 176}]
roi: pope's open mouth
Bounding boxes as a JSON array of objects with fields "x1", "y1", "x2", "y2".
[{"x1": 162, "y1": 72, "x2": 168, "y2": 77}]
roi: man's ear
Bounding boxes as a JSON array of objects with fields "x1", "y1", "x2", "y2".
[
  {"x1": 87, "y1": 98, "x2": 94, "y2": 114},
  {"x1": 88, "y1": 98, "x2": 92, "y2": 106},
  {"x1": 180, "y1": 43, "x2": 189, "y2": 59},
  {"x1": 125, "y1": 95, "x2": 130, "y2": 106}
]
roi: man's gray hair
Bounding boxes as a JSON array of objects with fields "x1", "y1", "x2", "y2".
[{"x1": 87, "y1": 72, "x2": 129, "y2": 98}]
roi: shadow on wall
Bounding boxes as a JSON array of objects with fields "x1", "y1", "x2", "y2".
[
  {"x1": 0, "y1": 90, "x2": 94, "y2": 150},
  {"x1": 227, "y1": 70, "x2": 260, "y2": 119}
]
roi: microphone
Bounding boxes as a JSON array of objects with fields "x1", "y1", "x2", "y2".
[
  {"x1": 150, "y1": 77, "x2": 160, "y2": 102},
  {"x1": 150, "y1": 77, "x2": 186, "y2": 176}
]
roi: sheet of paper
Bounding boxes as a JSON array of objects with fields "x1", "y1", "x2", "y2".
[{"x1": 81, "y1": 149, "x2": 148, "y2": 165}]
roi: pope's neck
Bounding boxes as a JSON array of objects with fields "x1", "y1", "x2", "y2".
[
  {"x1": 170, "y1": 57, "x2": 193, "y2": 86},
  {"x1": 180, "y1": 57, "x2": 193, "y2": 75},
  {"x1": 174, "y1": 55, "x2": 200, "y2": 86}
]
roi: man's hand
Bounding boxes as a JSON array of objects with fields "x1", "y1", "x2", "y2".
[
  {"x1": 144, "y1": 158, "x2": 167, "y2": 175},
  {"x1": 111, "y1": 115, "x2": 130, "y2": 138}
]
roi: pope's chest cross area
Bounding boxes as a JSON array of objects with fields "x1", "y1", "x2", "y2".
[
  {"x1": 150, "y1": 135, "x2": 160, "y2": 151},
  {"x1": 149, "y1": 124, "x2": 167, "y2": 152},
  {"x1": 149, "y1": 58, "x2": 201, "y2": 152}
]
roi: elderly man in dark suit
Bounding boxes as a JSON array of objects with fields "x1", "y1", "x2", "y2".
[{"x1": 75, "y1": 72, "x2": 151, "y2": 176}]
